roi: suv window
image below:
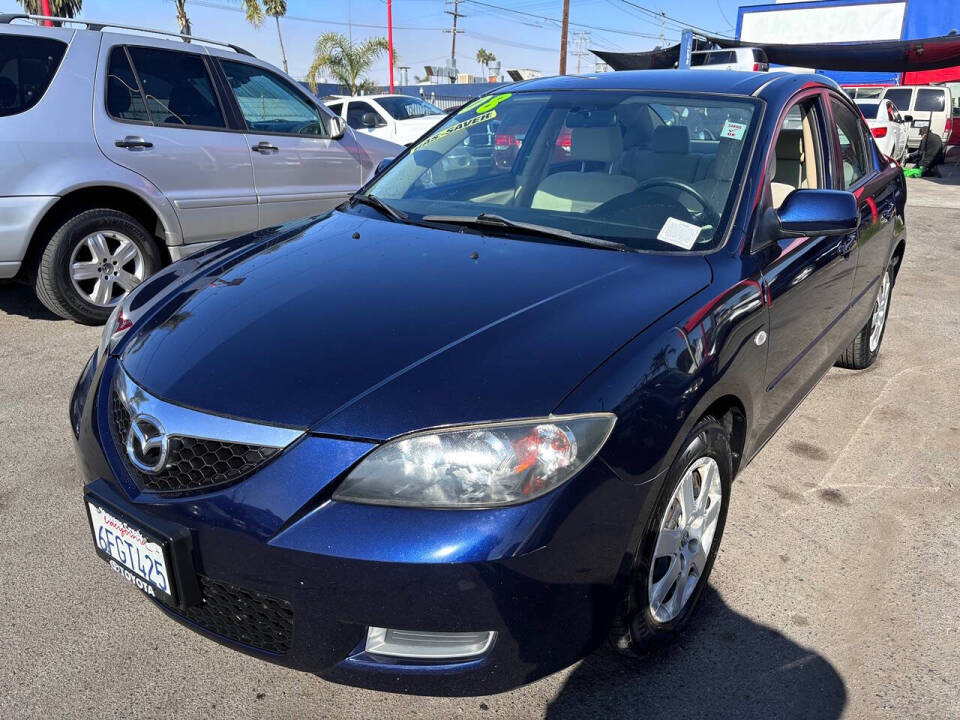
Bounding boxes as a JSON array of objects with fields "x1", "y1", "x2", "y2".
[
  {"x1": 105, "y1": 47, "x2": 149, "y2": 123},
  {"x1": 327, "y1": 102, "x2": 343, "y2": 116},
  {"x1": 126, "y1": 47, "x2": 225, "y2": 128},
  {"x1": 915, "y1": 88, "x2": 945, "y2": 112},
  {"x1": 831, "y1": 99, "x2": 870, "y2": 188},
  {"x1": 221, "y1": 60, "x2": 328, "y2": 136},
  {"x1": 691, "y1": 51, "x2": 735, "y2": 66},
  {"x1": 347, "y1": 101, "x2": 385, "y2": 129},
  {"x1": 883, "y1": 88, "x2": 912, "y2": 112},
  {"x1": 0, "y1": 35, "x2": 67, "y2": 117}
]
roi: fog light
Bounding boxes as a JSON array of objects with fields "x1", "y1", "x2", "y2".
[{"x1": 364, "y1": 627, "x2": 496, "y2": 660}]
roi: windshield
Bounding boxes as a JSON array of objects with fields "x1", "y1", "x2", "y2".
[
  {"x1": 365, "y1": 90, "x2": 758, "y2": 252},
  {"x1": 377, "y1": 95, "x2": 443, "y2": 120}
]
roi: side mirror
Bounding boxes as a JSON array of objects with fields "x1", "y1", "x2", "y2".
[
  {"x1": 902, "y1": 114, "x2": 913, "y2": 122},
  {"x1": 776, "y1": 189, "x2": 859, "y2": 237},
  {"x1": 330, "y1": 115, "x2": 347, "y2": 140},
  {"x1": 374, "y1": 156, "x2": 395, "y2": 177},
  {"x1": 361, "y1": 111, "x2": 382, "y2": 128}
]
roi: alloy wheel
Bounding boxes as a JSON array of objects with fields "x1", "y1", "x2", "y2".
[
  {"x1": 69, "y1": 230, "x2": 145, "y2": 307},
  {"x1": 869, "y1": 270, "x2": 891, "y2": 353},
  {"x1": 648, "y1": 457, "x2": 723, "y2": 623}
]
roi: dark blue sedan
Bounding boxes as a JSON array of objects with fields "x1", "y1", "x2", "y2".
[{"x1": 72, "y1": 70, "x2": 906, "y2": 695}]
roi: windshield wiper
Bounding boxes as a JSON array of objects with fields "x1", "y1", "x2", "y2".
[
  {"x1": 349, "y1": 193, "x2": 408, "y2": 223},
  {"x1": 420, "y1": 213, "x2": 631, "y2": 252}
]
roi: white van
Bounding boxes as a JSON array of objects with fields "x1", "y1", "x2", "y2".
[
  {"x1": 880, "y1": 85, "x2": 954, "y2": 149},
  {"x1": 690, "y1": 47, "x2": 769, "y2": 72}
]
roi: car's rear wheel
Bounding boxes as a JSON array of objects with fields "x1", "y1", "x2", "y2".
[
  {"x1": 836, "y1": 266, "x2": 892, "y2": 370},
  {"x1": 34, "y1": 209, "x2": 160, "y2": 325},
  {"x1": 610, "y1": 416, "x2": 732, "y2": 655}
]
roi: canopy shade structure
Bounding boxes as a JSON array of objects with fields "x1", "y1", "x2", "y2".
[{"x1": 594, "y1": 33, "x2": 960, "y2": 73}]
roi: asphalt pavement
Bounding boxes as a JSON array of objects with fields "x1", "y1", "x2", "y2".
[{"x1": 1, "y1": 178, "x2": 958, "y2": 719}]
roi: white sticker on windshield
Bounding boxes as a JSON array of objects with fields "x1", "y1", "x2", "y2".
[
  {"x1": 657, "y1": 217, "x2": 702, "y2": 250},
  {"x1": 720, "y1": 119, "x2": 747, "y2": 141}
]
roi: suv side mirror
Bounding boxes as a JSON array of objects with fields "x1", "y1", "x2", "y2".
[
  {"x1": 902, "y1": 114, "x2": 913, "y2": 122},
  {"x1": 361, "y1": 111, "x2": 383, "y2": 128},
  {"x1": 777, "y1": 189, "x2": 859, "y2": 237},
  {"x1": 374, "y1": 157, "x2": 395, "y2": 177},
  {"x1": 330, "y1": 115, "x2": 347, "y2": 140}
]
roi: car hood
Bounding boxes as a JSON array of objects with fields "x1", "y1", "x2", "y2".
[{"x1": 120, "y1": 212, "x2": 711, "y2": 439}]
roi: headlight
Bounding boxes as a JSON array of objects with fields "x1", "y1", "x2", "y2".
[
  {"x1": 98, "y1": 302, "x2": 132, "y2": 358},
  {"x1": 333, "y1": 413, "x2": 616, "y2": 508}
]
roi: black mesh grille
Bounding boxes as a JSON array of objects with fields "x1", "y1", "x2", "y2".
[
  {"x1": 109, "y1": 388, "x2": 278, "y2": 495},
  {"x1": 169, "y1": 575, "x2": 294, "y2": 654}
]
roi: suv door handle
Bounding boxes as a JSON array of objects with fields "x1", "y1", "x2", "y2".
[
  {"x1": 114, "y1": 136, "x2": 153, "y2": 150},
  {"x1": 251, "y1": 141, "x2": 279, "y2": 154}
]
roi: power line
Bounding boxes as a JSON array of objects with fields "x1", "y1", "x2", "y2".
[{"x1": 182, "y1": 0, "x2": 444, "y2": 31}]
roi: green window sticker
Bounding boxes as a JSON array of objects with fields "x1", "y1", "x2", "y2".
[
  {"x1": 419, "y1": 110, "x2": 498, "y2": 147},
  {"x1": 474, "y1": 93, "x2": 511, "y2": 114}
]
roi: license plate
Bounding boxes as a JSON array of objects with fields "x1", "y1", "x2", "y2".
[
  {"x1": 912, "y1": 120, "x2": 929, "y2": 128},
  {"x1": 87, "y1": 501, "x2": 175, "y2": 603}
]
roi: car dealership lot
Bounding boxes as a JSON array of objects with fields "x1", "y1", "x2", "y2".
[{"x1": 0, "y1": 179, "x2": 958, "y2": 720}]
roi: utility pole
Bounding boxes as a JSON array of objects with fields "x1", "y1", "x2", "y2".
[
  {"x1": 574, "y1": 31, "x2": 591, "y2": 75},
  {"x1": 659, "y1": 11, "x2": 665, "y2": 48},
  {"x1": 387, "y1": 0, "x2": 395, "y2": 93},
  {"x1": 559, "y1": 0, "x2": 570, "y2": 75},
  {"x1": 444, "y1": 0, "x2": 465, "y2": 78}
]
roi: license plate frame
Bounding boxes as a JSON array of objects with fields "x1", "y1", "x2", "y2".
[{"x1": 86, "y1": 499, "x2": 178, "y2": 605}]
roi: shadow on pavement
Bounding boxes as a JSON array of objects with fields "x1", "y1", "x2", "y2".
[
  {"x1": 545, "y1": 587, "x2": 846, "y2": 720},
  {"x1": 0, "y1": 282, "x2": 63, "y2": 321}
]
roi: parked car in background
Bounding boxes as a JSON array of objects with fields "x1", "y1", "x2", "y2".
[
  {"x1": 856, "y1": 98, "x2": 909, "y2": 162},
  {"x1": 690, "y1": 47, "x2": 769, "y2": 72},
  {"x1": 75, "y1": 70, "x2": 905, "y2": 696},
  {"x1": 843, "y1": 85, "x2": 886, "y2": 100},
  {"x1": 0, "y1": 14, "x2": 400, "y2": 324},
  {"x1": 880, "y1": 85, "x2": 954, "y2": 149},
  {"x1": 326, "y1": 94, "x2": 446, "y2": 145}
]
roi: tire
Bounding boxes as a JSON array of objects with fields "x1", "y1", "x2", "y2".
[
  {"x1": 34, "y1": 208, "x2": 161, "y2": 325},
  {"x1": 609, "y1": 416, "x2": 733, "y2": 656},
  {"x1": 836, "y1": 265, "x2": 893, "y2": 370}
]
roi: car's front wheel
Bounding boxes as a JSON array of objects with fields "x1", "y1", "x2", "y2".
[
  {"x1": 34, "y1": 208, "x2": 161, "y2": 325},
  {"x1": 610, "y1": 416, "x2": 732, "y2": 655}
]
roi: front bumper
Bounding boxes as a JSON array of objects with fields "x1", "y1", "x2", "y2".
[{"x1": 73, "y1": 355, "x2": 655, "y2": 695}]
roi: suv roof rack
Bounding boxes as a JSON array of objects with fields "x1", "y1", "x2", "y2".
[{"x1": 0, "y1": 13, "x2": 256, "y2": 57}]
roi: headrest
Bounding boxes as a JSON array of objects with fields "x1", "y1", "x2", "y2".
[
  {"x1": 651, "y1": 125, "x2": 690, "y2": 155},
  {"x1": 106, "y1": 76, "x2": 131, "y2": 116},
  {"x1": 712, "y1": 137, "x2": 741, "y2": 181},
  {"x1": 569, "y1": 126, "x2": 623, "y2": 163},
  {"x1": 775, "y1": 129, "x2": 804, "y2": 161}
]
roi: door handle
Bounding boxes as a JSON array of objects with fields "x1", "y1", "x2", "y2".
[
  {"x1": 114, "y1": 136, "x2": 153, "y2": 150},
  {"x1": 251, "y1": 141, "x2": 279, "y2": 154}
]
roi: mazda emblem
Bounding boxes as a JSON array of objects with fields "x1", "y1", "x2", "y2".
[{"x1": 126, "y1": 413, "x2": 169, "y2": 474}]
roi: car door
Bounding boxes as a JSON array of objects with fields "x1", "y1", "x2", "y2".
[
  {"x1": 829, "y1": 95, "x2": 893, "y2": 315},
  {"x1": 217, "y1": 58, "x2": 361, "y2": 228},
  {"x1": 755, "y1": 94, "x2": 859, "y2": 437},
  {"x1": 94, "y1": 39, "x2": 259, "y2": 245},
  {"x1": 887, "y1": 101, "x2": 908, "y2": 161}
]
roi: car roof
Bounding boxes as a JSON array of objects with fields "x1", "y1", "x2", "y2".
[{"x1": 507, "y1": 69, "x2": 833, "y2": 98}]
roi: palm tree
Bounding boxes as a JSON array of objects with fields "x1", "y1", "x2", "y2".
[
  {"x1": 16, "y1": 0, "x2": 82, "y2": 17},
  {"x1": 264, "y1": 1, "x2": 289, "y2": 75},
  {"x1": 174, "y1": 0, "x2": 191, "y2": 42},
  {"x1": 475, "y1": 48, "x2": 496, "y2": 79},
  {"x1": 306, "y1": 33, "x2": 389, "y2": 96}
]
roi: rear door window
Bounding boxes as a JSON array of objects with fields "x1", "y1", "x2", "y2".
[
  {"x1": 914, "y1": 88, "x2": 945, "y2": 112},
  {"x1": 105, "y1": 47, "x2": 150, "y2": 123},
  {"x1": 830, "y1": 99, "x2": 870, "y2": 189},
  {"x1": 126, "y1": 47, "x2": 225, "y2": 128},
  {"x1": 0, "y1": 34, "x2": 67, "y2": 117},
  {"x1": 883, "y1": 88, "x2": 913, "y2": 112}
]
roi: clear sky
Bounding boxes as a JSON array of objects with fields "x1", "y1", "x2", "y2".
[{"x1": 0, "y1": 0, "x2": 744, "y2": 83}]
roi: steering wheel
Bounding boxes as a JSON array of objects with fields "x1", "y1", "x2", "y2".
[
  {"x1": 633, "y1": 177, "x2": 719, "y2": 227},
  {"x1": 691, "y1": 127, "x2": 717, "y2": 141}
]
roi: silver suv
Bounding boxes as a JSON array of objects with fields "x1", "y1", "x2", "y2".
[{"x1": 0, "y1": 14, "x2": 400, "y2": 323}]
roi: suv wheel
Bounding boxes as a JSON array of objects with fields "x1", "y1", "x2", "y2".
[
  {"x1": 609, "y1": 417, "x2": 732, "y2": 656},
  {"x1": 34, "y1": 209, "x2": 161, "y2": 324}
]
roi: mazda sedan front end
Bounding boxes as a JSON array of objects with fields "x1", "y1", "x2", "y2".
[{"x1": 74, "y1": 70, "x2": 906, "y2": 695}]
